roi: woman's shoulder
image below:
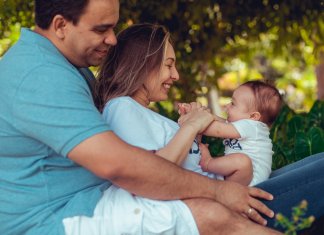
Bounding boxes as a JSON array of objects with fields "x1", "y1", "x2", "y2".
[
  {"x1": 104, "y1": 96, "x2": 140, "y2": 112},
  {"x1": 106, "y1": 96, "x2": 135, "y2": 106},
  {"x1": 104, "y1": 96, "x2": 178, "y2": 127}
]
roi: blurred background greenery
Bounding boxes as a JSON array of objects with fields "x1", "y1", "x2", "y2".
[{"x1": 1, "y1": 0, "x2": 324, "y2": 166}]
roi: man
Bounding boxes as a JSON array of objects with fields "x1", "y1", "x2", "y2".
[{"x1": 0, "y1": 0, "x2": 284, "y2": 234}]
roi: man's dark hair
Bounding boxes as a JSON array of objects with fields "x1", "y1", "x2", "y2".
[{"x1": 35, "y1": 0, "x2": 89, "y2": 29}]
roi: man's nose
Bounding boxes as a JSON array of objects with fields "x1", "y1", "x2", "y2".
[{"x1": 104, "y1": 32, "x2": 117, "y2": 46}]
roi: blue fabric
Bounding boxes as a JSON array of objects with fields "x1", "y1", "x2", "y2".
[
  {"x1": 257, "y1": 152, "x2": 324, "y2": 230},
  {"x1": 0, "y1": 28, "x2": 111, "y2": 235}
]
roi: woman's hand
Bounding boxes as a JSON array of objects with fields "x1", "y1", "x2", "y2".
[
  {"x1": 214, "y1": 180, "x2": 274, "y2": 226},
  {"x1": 177, "y1": 104, "x2": 213, "y2": 134},
  {"x1": 178, "y1": 102, "x2": 208, "y2": 115}
]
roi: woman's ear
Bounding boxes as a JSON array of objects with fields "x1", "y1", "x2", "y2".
[
  {"x1": 52, "y1": 15, "x2": 68, "y2": 39},
  {"x1": 250, "y1": 111, "x2": 261, "y2": 121}
]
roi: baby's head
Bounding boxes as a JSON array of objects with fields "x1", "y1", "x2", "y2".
[{"x1": 226, "y1": 80, "x2": 282, "y2": 126}]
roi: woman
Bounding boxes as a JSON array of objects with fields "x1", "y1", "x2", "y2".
[
  {"x1": 95, "y1": 23, "x2": 224, "y2": 235},
  {"x1": 96, "y1": 23, "x2": 324, "y2": 231},
  {"x1": 96, "y1": 23, "x2": 217, "y2": 175}
]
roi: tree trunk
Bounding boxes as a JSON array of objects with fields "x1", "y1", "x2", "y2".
[{"x1": 207, "y1": 86, "x2": 222, "y2": 116}]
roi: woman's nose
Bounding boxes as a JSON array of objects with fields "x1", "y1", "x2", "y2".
[{"x1": 171, "y1": 67, "x2": 180, "y2": 81}]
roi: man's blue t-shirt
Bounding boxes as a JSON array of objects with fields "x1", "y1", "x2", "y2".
[{"x1": 0, "y1": 28, "x2": 112, "y2": 235}]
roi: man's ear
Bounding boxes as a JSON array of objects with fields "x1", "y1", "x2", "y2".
[
  {"x1": 250, "y1": 111, "x2": 261, "y2": 121},
  {"x1": 52, "y1": 15, "x2": 68, "y2": 39}
]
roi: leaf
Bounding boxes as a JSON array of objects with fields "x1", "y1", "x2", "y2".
[
  {"x1": 308, "y1": 100, "x2": 324, "y2": 129},
  {"x1": 294, "y1": 131, "x2": 312, "y2": 160},
  {"x1": 294, "y1": 127, "x2": 324, "y2": 160},
  {"x1": 287, "y1": 115, "x2": 305, "y2": 139},
  {"x1": 307, "y1": 127, "x2": 324, "y2": 154}
]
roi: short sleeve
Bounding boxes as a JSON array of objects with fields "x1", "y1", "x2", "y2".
[
  {"x1": 13, "y1": 65, "x2": 110, "y2": 156},
  {"x1": 231, "y1": 119, "x2": 258, "y2": 139},
  {"x1": 102, "y1": 97, "x2": 163, "y2": 150}
]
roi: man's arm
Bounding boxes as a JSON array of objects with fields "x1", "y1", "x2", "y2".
[
  {"x1": 68, "y1": 131, "x2": 215, "y2": 200},
  {"x1": 68, "y1": 131, "x2": 274, "y2": 225}
]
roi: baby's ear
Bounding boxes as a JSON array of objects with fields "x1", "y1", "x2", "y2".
[{"x1": 250, "y1": 111, "x2": 261, "y2": 121}]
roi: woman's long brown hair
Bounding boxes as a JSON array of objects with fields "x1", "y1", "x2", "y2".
[{"x1": 95, "y1": 23, "x2": 171, "y2": 112}]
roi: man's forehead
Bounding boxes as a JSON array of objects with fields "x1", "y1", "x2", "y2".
[
  {"x1": 85, "y1": 0, "x2": 119, "y2": 11},
  {"x1": 79, "y1": 0, "x2": 119, "y2": 25},
  {"x1": 83, "y1": 0, "x2": 119, "y2": 16}
]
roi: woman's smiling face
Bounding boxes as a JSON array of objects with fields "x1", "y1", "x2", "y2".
[{"x1": 143, "y1": 42, "x2": 180, "y2": 103}]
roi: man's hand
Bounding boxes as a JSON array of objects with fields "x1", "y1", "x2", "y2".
[{"x1": 214, "y1": 180, "x2": 274, "y2": 226}]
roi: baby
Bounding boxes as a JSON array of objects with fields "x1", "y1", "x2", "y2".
[{"x1": 179, "y1": 80, "x2": 282, "y2": 186}]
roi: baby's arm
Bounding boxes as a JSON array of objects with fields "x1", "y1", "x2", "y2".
[
  {"x1": 203, "y1": 120, "x2": 241, "y2": 139},
  {"x1": 178, "y1": 102, "x2": 238, "y2": 139}
]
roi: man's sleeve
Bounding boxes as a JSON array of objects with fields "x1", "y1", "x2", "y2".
[{"x1": 13, "y1": 65, "x2": 110, "y2": 157}]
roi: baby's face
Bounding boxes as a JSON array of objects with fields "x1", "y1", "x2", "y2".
[{"x1": 225, "y1": 85, "x2": 256, "y2": 122}]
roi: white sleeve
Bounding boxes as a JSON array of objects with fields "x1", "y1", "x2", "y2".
[
  {"x1": 231, "y1": 119, "x2": 257, "y2": 139},
  {"x1": 102, "y1": 98, "x2": 161, "y2": 150}
]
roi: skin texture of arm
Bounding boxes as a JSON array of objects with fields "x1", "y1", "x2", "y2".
[
  {"x1": 154, "y1": 123, "x2": 200, "y2": 165},
  {"x1": 155, "y1": 107, "x2": 214, "y2": 165},
  {"x1": 178, "y1": 102, "x2": 238, "y2": 139},
  {"x1": 68, "y1": 130, "x2": 218, "y2": 200},
  {"x1": 68, "y1": 130, "x2": 275, "y2": 225},
  {"x1": 203, "y1": 120, "x2": 241, "y2": 139},
  {"x1": 200, "y1": 143, "x2": 253, "y2": 185}
]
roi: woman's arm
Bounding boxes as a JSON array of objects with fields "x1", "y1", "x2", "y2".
[
  {"x1": 155, "y1": 108, "x2": 213, "y2": 165},
  {"x1": 103, "y1": 97, "x2": 213, "y2": 166}
]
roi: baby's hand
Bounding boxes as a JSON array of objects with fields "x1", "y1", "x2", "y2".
[
  {"x1": 177, "y1": 103, "x2": 192, "y2": 115},
  {"x1": 199, "y1": 143, "x2": 213, "y2": 172}
]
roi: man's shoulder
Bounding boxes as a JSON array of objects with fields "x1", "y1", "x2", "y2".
[{"x1": 4, "y1": 28, "x2": 76, "y2": 74}]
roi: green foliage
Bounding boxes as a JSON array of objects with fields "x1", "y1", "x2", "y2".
[
  {"x1": 0, "y1": 0, "x2": 34, "y2": 54},
  {"x1": 202, "y1": 136, "x2": 225, "y2": 157},
  {"x1": 271, "y1": 100, "x2": 324, "y2": 170},
  {"x1": 118, "y1": 0, "x2": 324, "y2": 107},
  {"x1": 275, "y1": 200, "x2": 315, "y2": 235},
  {"x1": 1, "y1": 1, "x2": 323, "y2": 110}
]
